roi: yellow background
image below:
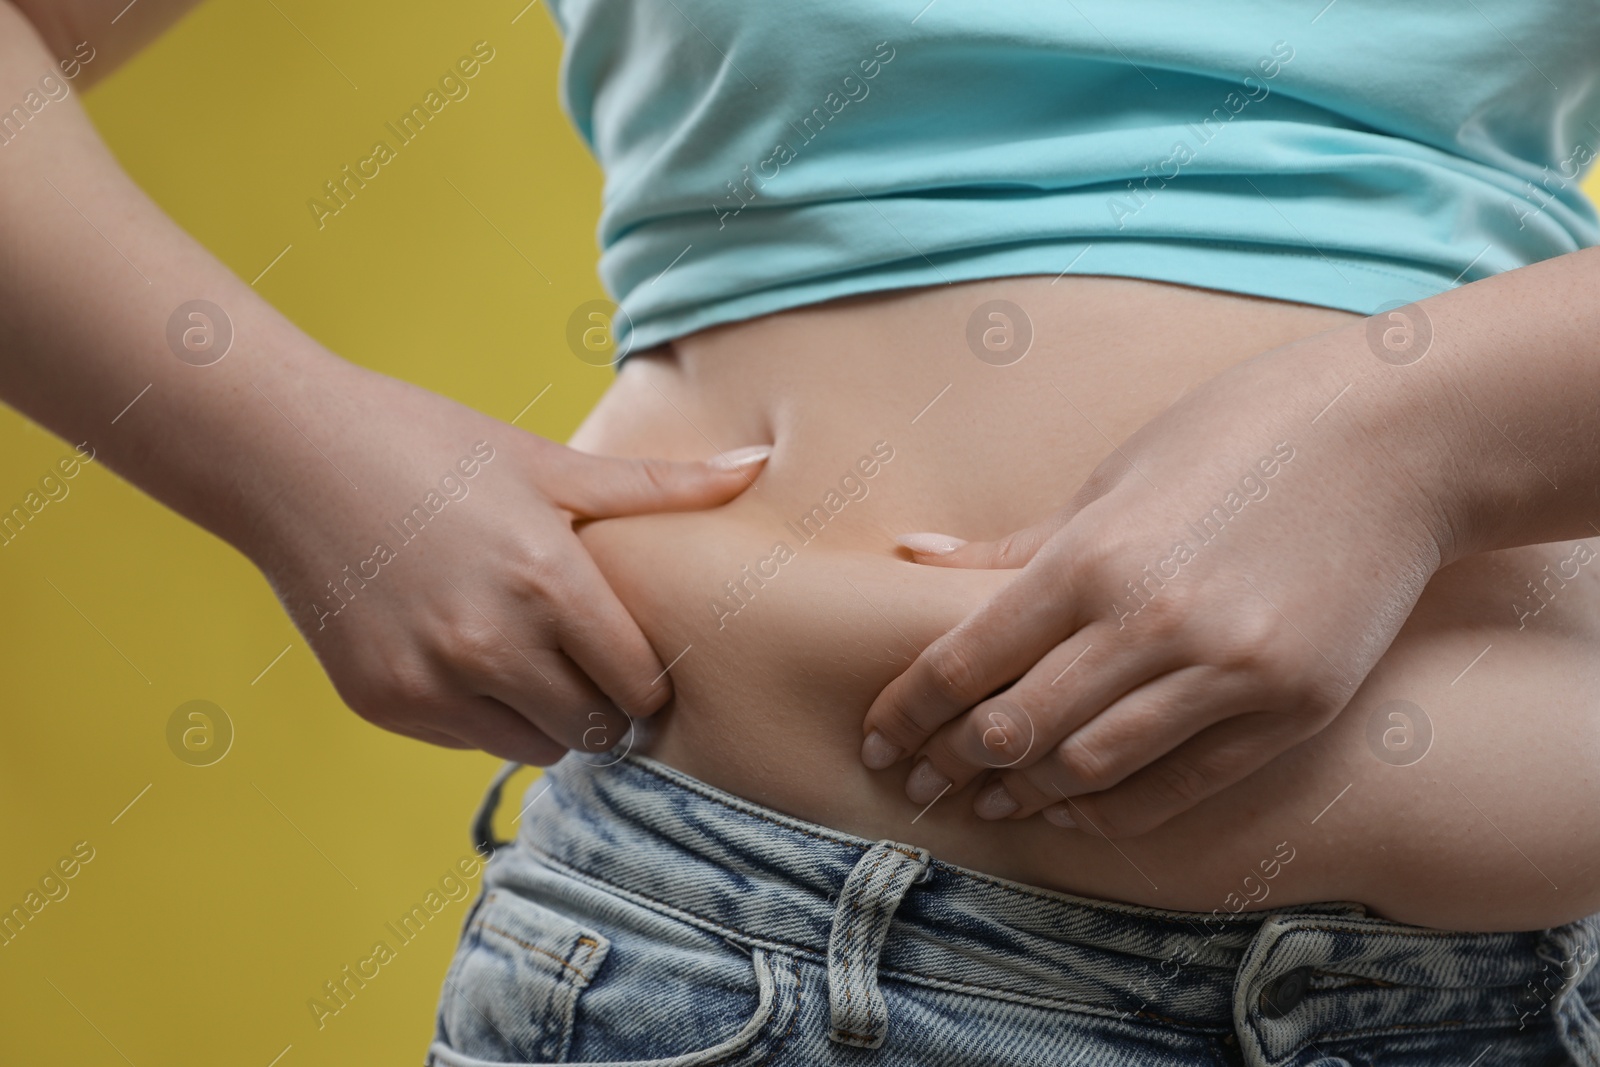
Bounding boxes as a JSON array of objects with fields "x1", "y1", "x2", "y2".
[
  {"x1": 2, "y1": 2, "x2": 603, "y2": 1064},
  {"x1": 3, "y1": 2, "x2": 1600, "y2": 1064}
]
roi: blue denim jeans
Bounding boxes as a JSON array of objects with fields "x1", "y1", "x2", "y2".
[{"x1": 428, "y1": 755, "x2": 1600, "y2": 1066}]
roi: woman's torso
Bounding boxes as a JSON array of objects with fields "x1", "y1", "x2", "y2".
[{"x1": 569, "y1": 275, "x2": 1600, "y2": 933}]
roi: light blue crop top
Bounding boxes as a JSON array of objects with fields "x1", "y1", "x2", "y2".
[{"x1": 544, "y1": 0, "x2": 1600, "y2": 356}]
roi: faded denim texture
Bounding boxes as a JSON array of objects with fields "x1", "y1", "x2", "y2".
[{"x1": 429, "y1": 755, "x2": 1600, "y2": 1066}]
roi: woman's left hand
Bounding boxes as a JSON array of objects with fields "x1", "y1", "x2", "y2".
[{"x1": 859, "y1": 323, "x2": 1467, "y2": 837}]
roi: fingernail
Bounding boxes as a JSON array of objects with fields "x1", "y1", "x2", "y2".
[
  {"x1": 895, "y1": 532, "x2": 967, "y2": 556},
  {"x1": 861, "y1": 730, "x2": 903, "y2": 770},
  {"x1": 707, "y1": 444, "x2": 773, "y2": 471},
  {"x1": 1043, "y1": 805, "x2": 1077, "y2": 830},
  {"x1": 905, "y1": 759, "x2": 953, "y2": 805},
  {"x1": 974, "y1": 781, "x2": 1019, "y2": 820}
]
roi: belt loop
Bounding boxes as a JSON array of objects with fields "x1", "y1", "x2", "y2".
[
  {"x1": 470, "y1": 760, "x2": 524, "y2": 859},
  {"x1": 1536, "y1": 917, "x2": 1600, "y2": 1063},
  {"x1": 826, "y1": 840, "x2": 931, "y2": 1049}
]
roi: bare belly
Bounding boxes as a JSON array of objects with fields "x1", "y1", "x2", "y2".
[{"x1": 568, "y1": 275, "x2": 1600, "y2": 932}]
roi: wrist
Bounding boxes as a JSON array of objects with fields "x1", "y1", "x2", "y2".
[
  {"x1": 1287, "y1": 317, "x2": 1483, "y2": 570},
  {"x1": 134, "y1": 325, "x2": 371, "y2": 564},
  {"x1": 211, "y1": 344, "x2": 382, "y2": 567}
]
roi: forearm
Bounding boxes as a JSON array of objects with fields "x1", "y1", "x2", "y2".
[
  {"x1": 7, "y1": 0, "x2": 205, "y2": 91},
  {"x1": 1307, "y1": 245, "x2": 1600, "y2": 563},
  {"x1": 0, "y1": 2, "x2": 368, "y2": 558}
]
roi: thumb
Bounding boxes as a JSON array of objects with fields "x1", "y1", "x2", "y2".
[
  {"x1": 547, "y1": 444, "x2": 772, "y2": 519},
  {"x1": 895, "y1": 521, "x2": 1058, "y2": 569}
]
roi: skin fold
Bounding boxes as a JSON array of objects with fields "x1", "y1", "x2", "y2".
[
  {"x1": 862, "y1": 253, "x2": 1600, "y2": 842},
  {"x1": 572, "y1": 275, "x2": 1600, "y2": 933},
  {"x1": 5, "y1": 0, "x2": 1598, "y2": 934}
]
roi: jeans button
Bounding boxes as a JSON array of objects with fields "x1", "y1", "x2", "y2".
[{"x1": 1260, "y1": 966, "x2": 1314, "y2": 1019}]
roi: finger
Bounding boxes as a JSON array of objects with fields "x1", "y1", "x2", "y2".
[
  {"x1": 894, "y1": 515, "x2": 1067, "y2": 570},
  {"x1": 380, "y1": 720, "x2": 475, "y2": 749},
  {"x1": 445, "y1": 542, "x2": 673, "y2": 720},
  {"x1": 1039, "y1": 710, "x2": 1308, "y2": 839},
  {"x1": 910, "y1": 631, "x2": 1171, "y2": 802},
  {"x1": 443, "y1": 594, "x2": 640, "y2": 747},
  {"x1": 552, "y1": 546, "x2": 681, "y2": 717},
  {"x1": 437, "y1": 696, "x2": 570, "y2": 766},
  {"x1": 861, "y1": 555, "x2": 1087, "y2": 767},
  {"x1": 408, "y1": 726, "x2": 474, "y2": 749},
  {"x1": 477, "y1": 654, "x2": 632, "y2": 756},
  {"x1": 981, "y1": 667, "x2": 1257, "y2": 819},
  {"x1": 543, "y1": 444, "x2": 772, "y2": 519},
  {"x1": 439, "y1": 566, "x2": 649, "y2": 741}
]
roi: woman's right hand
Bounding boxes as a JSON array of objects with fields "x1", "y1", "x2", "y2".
[
  {"x1": 248, "y1": 364, "x2": 770, "y2": 765},
  {"x1": 0, "y1": 0, "x2": 771, "y2": 767}
]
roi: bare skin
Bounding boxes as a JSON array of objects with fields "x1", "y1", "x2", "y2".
[
  {"x1": 0, "y1": 1, "x2": 770, "y2": 764},
  {"x1": 863, "y1": 251, "x2": 1600, "y2": 842},
  {"x1": 8, "y1": 0, "x2": 1599, "y2": 934},
  {"x1": 572, "y1": 275, "x2": 1600, "y2": 933}
]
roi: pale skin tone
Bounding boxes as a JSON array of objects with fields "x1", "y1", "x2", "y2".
[
  {"x1": 862, "y1": 249, "x2": 1600, "y2": 836},
  {"x1": 0, "y1": 0, "x2": 771, "y2": 764},
  {"x1": 5, "y1": 2, "x2": 1598, "y2": 845}
]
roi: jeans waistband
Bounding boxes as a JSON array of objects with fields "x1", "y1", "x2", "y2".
[{"x1": 508, "y1": 754, "x2": 1600, "y2": 1047}]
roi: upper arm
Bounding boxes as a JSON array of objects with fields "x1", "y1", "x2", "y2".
[{"x1": 2, "y1": 0, "x2": 205, "y2": 90}]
